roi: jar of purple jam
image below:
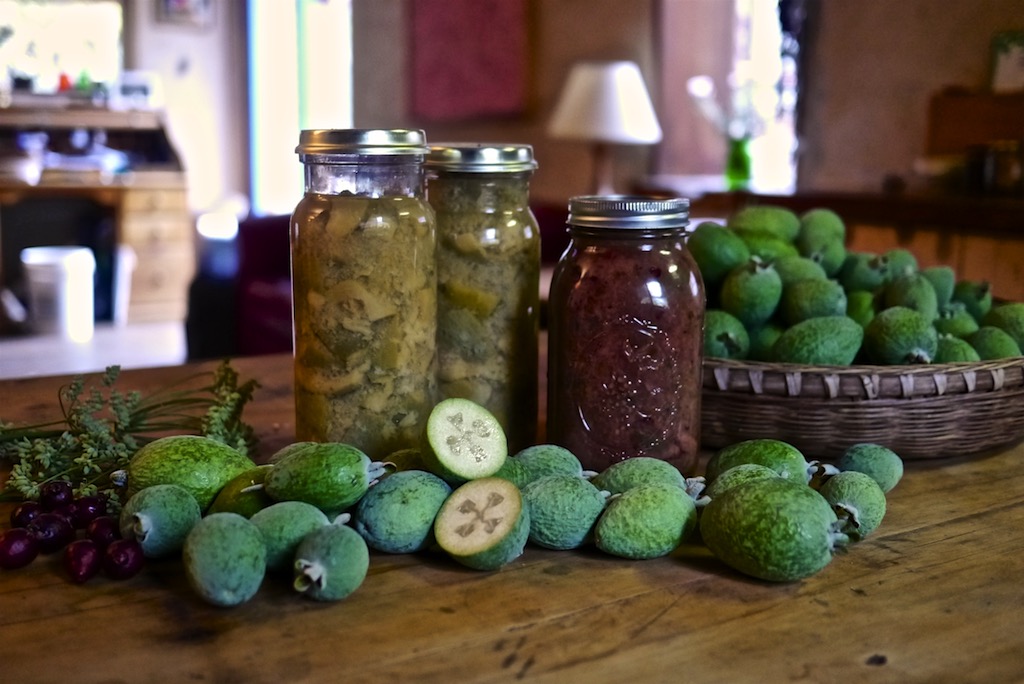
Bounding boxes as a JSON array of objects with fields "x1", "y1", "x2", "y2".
[{"x1": 546, "y1": 195, "x2": 704, "y2": 475}]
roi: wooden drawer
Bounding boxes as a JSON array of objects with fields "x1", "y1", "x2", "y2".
[
  {"x1": 121, "y1": 189, "x2": 189, "y2": 213},
  {"x1": 129, "y1": 245, "x2": 195, "y2": 305},
  {"x1": 121, "y1": 213, "x2": 194, "y2": 248}
]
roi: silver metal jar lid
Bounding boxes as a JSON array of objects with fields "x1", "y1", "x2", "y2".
[
  {"x1": 425, "y1": 143, "x2": 537, "y2": 173},
  {"x1": 567, "y1": 195, "x2": 691, "y2": 230},
  {"x1": 295, "y1": 129, "x2": 428, "y2": 156}
]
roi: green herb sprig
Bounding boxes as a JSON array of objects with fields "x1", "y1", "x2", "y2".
[{"x1": 0, "y1": 360, "x2": 259, "y2": 505}]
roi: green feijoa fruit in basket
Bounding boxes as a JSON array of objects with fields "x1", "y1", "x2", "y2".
[
  {"x1": 780, "y1": 279, "x2": 848, "y2": 326},
  {"x1": 433, "y1": 477, "x2": 529, "y2": 571},
  {"x1": 951, "y1": 280, "x2": 992, "y2": 322},
  {"x1": 720, "y1": 259, "x2": 783, "y2": 329},
  {"x1": 882, "y1": 273, "x2": 939, "y2": 322},
  {"x1": 119, "y1": 483, "x2": 201, "y2": 558},
  {"x1": 512, "y1": 444, "x2": 586, "y2": 483},
  {"x1": 772, "y1": 255, "x2": 828, "y2": 287},
  {"x1": 594, "y1": 483, "x2": 698, "y2": 560},
  {"x1": 935, "y1": 302, "x2": 980, "y2": 338},
  {"x1": 687, "y1": 221, "x2": 751, "y2": 288},
  {"x1": 818, "y1": 471, "x2": 887, "y2": 541},
  {"x1": 705, "y1": 439, "x2": 814, "y2": 485},
  {"x1": 183, "y1": 513, "x2": 267, "y2": 607},
  {"x1": 837, "y1": 443, "x2": 904, "y2": 493},
  {"x1": 264, "y1": 442, "x2": 386, "y2": 514},
  {"x1": 352, "y1": 470, "x2": 452, "y2": 554},
  {"x1": 747, "y1": 323, "x2": 784, "y2": 362},
  {"x1": 982, "y1": 302, "x2": 1024, "y2": 349},
  {"x1": 921, "y1": 265, "x2": 956, "y2": 307},
  {"x1": 703, "y1": 309, "x2": 750, "y2": 360},
  {"x1": 702, "y1": 463, "x2": 782, "y2": 501},
  {"x1": 250, "y1": 500, "x2": 330, "y2": 573},
  {"x1": 590, "y1": 457, "x2": 687, "y2": 495},
  {"x1": 293, "y1": 522, "x2": 369, "y2": 602},
  {"x1": 966, "y1": 326, "x2": 1022, "y2": 360},
  {"x1": 934, "y1": 334, "x2": 981, "y2": 364},
  {"x1": 422, "y1": 398, "x2": 508, "y2": 485},
  {"x1": 521, "y1": 474, "x2": 609, "y2": 550},
  {"x1": 863, "y1": 306, "x2": 938, "y2": 364},
  {"x1": 700, "y1": 477, "x2": 847, "y2": 582},
  {"x1": 770, "y1": 315, "x2": 863, "y2": 366}
]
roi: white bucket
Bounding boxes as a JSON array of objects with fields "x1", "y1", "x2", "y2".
[{"x1": 20, "y1": 246, "x2": 96, "y2": 342}]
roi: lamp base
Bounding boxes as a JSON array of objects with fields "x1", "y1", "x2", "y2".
[{"x1": 590, "y1": 142, "x2": 616, "y2": 195}]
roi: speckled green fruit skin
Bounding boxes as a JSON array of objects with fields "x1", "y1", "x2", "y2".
[
  {"x1": 250, "y1": 501, "x2": 329, "y2": 572},
  {"x1": 747, "y1": 323, "x2": 784, "y2": 361},
  {"x1": 780, "y1": 279, "x2": 848, "y2": 326},
  {"x1": 512, "y1": 444, "x2": 584, "y2": 484},
  {"x1": 729, "y1": 205, "x2": 801, "y2": 242},
  {"x1": 703, "y1": 463, "x2": 780, "y2": 501},
  {"x1": 838, "y1": 443, "x2": 903, "y2": 493},
  {"x1": 704, "y1": 309, "x2": 750, "y2": 360},
  {"x1": 935, "y1": 303, "x2": 980, "y2": 338},
  {"x1": 846, "y1": 290, "x2": 877, "y2": 329},
  {"x1": 883, "y1": 274, "x2": 939, "y2": 321},
  {"x1": 700, "y1": 478, "x2": 840, "y2": 582},
  {"x1": 952, "y1": 280, "x2": 992, "y2": 322},
  {"x1": 119, "y1": 484, "x2": 201, "y2": 558},
  {"x1": 687, "y1": 221, "x2": 751, "y2": 287},
  {"x1": 819, "y1": 471, "x2": 887, "y2": 541},
  {"x1": 921, "y1": 265, "x2": 955, "y2": 307},
  {"x1": 967, "y1": 326, "x2": 1022, "y2": 360},
  {"x1": 741, "y1": 235, "x2": 800, "y2": 263},
  {"x1": 521, "y1": 474, "x2": 608, "y2": 550},
  {"x1": 293, "y1": 524, "x2": 369, "y2": 602},
  {"x1": 839, "y1": 253, "x2": 887, "y2": 293},
  {"x1": 772, "y1": 255, "x2": 828, "y2": 286},
  {"x1": 799, "y1": 208, "x2": 846, "y2": 243},
  {"x1": 863, "y1": 306, "x2": 938, "y2": 364},
  {"x1": 883, "y1": 248, "x2": 918, "y2": 281},
  {"x1": 124, "y1": 435, "x2": 256, "y2": 512},
  {"x1": 935, "y1": 335, "x2": 982, "y2": 363},
  {"x1": 353, "y1": 470, "x2": 452, "y2": 553},
  {"x1": 207, "y1": 465, "x2": 274, "y2": 518},
  {"x1": 183, "y1": 513, "x2": 266, "y2": 607},
  {"x1": 433, "y1": 478, "x2": 530, "y2": 571},
  {"x1": 771, "y1": 315, "x2": 863, "y2": 366},
  {"x1": 982, "y1": 302, "x2": 1024, "y2": 349},
  {"x1": 590, "y1": 457, "x2": 687, "y2": 494},
  {"x1": 491, "y1": 457, "x2": 531, "y2": 489},
  {"x1": 264, "y1": 442, "x2": 373, "y2": 513},
  {"x1": 595, "y1": 483, "x2": 697, "y2": 559},
  {"x1": 705, "y1": 439, "x2": 810, "y2": 485},
  {"x1": 721, "y1": 260, "x2": 783, "y2": 329}
]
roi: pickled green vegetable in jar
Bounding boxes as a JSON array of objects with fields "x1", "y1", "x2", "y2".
[
  {"x1": 291, "y1": 129, "x2": 438, "y2": 458},
  {"x1": 426, "y1": 144, "x2": 541, "y2": 452}
]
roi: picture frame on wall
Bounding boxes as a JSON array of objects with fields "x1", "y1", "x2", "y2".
[
  {"x1": 991, "y1": 30, "x2": 1024, "y2": 93},
  {"x1": 156, "y1": 0, "x2": 214, "y2": 29}
]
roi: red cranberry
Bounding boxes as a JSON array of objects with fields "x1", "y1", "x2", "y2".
[
  {"x1": 0, "y1": 528, "x2": 40, "y2": 569},
  {"x1": 65, "y1": 539, "x2": 103, "y2": 584},
  {"x1": 104, "y1": 538, "x2": 144, "y2": 580},
  {"x1": 27, "y1": 512, "x2": 76, "y2": 553}
]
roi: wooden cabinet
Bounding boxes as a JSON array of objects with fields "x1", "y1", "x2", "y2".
[{"x1": 0, "y1": 107, "x2": 193, "y2": 323}]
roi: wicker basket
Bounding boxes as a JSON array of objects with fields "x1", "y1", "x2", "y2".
[{"x1": 701, "y1": 356, "x2": 1024, "y2": 461}]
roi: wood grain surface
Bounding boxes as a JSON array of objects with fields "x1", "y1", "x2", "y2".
[{"x1": 1, "y1": 350, "x2": 1023, "y2": 684}]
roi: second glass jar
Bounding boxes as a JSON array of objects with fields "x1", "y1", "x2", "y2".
[
  {"x1": 425, "y1": 143, "x2": 541, "y2": 453},
  {"x1": 546, "y1": 195, "x2": 705, "y2": 475}
]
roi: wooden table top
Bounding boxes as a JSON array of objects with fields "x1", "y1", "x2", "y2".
[{"x1": 2, "y1": 352, "x2": 1023, "y2": 683}]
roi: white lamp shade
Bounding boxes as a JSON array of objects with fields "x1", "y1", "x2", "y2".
[{"x1": 548, "y1": 60, "x2": 662, "y2": 145}]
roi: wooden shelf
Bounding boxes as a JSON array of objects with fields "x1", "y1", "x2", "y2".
[{"x1": 0, "y1": 106, "x2": 164, "y2": 131}]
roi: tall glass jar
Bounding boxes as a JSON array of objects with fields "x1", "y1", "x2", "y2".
[
  {"x1": 547, "y1": 195, "x2": 705, "y2": 475},
  {"x1": 291, "y1": 129, "x2": 437, "y2": 458},
  {"x1": 425, "y1": 143, "x2": 540, "y2": 453}
]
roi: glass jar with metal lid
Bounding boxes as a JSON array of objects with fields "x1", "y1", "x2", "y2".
[
  {"x1": 425, "y1": 143, "x2": 541, "y2": 453},
  {"x1": 546, "y1": 195, "x2": 705, "y2": 474},
  {"x1": 291, "y1": 128, "x2": 437, "y2": 458}
]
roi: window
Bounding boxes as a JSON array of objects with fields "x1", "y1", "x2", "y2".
[{"x1": 248, "y1": 0, "x2": 352, "y2": 216}]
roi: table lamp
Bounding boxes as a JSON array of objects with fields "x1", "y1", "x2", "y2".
[{"x1": 548, "y1": 60, "x2": 662, "y2": 195}]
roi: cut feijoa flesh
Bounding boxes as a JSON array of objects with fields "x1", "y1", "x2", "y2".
[
  {"x1": 422, "y1": 398, "x2": 508, "y2": 484},
  {"x1": 433, "y1": 477, "x2": 529, "y2": 571}
]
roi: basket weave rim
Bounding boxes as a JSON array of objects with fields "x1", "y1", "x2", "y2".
[{"x1": 703, "y1": 356, "x2": 1024, "y2": 377}]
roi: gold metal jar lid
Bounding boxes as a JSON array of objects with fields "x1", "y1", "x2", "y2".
[
  {"x1": 425, "y1": 143, "x2": 537, "y2": 173},
  {"x1": 296, "y1": 129, "x2": 428, "y2": 156}
]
